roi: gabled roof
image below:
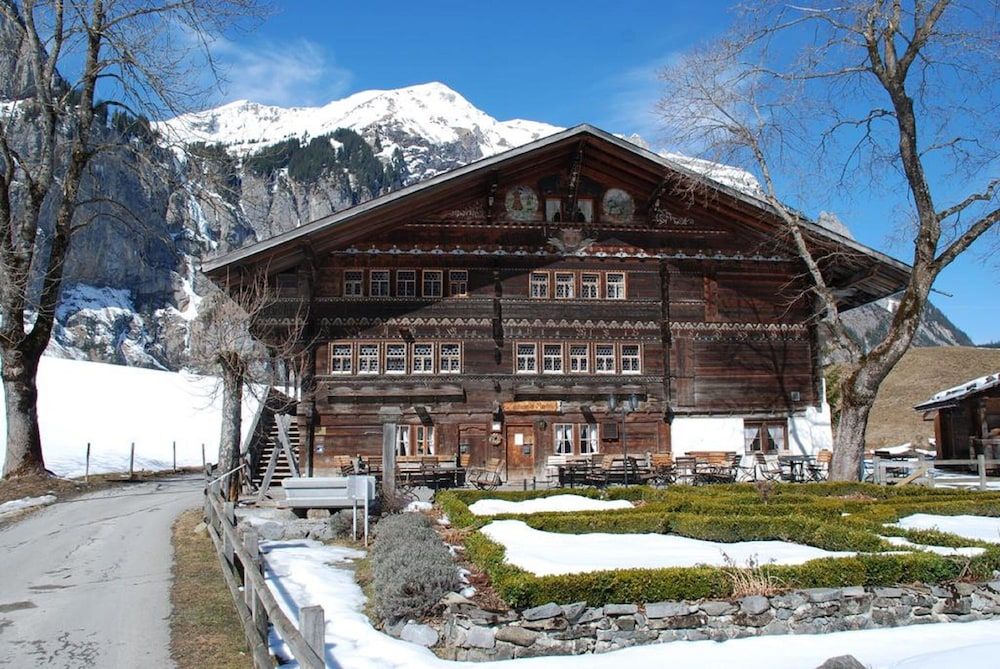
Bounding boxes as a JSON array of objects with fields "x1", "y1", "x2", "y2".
[
  {"x1": 914, "y1": 372, "x2": 1000, "y2": 412},
  {"x1": 201, "y1": 124, "x2": 910, "y2": 307}
]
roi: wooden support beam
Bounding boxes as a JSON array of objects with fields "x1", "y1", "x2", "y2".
[
  {"x1": 566, "y1": 141, "x2": 585, "y2": 221},
  {"x1": 275, "y1": 414, "x2": 300, "y2": 477},
  {"x1": 485, "y1": 170, "x2": 499, "y2": 223}
]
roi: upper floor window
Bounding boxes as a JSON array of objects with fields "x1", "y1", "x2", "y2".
[
  {"x1": 569, "y1": 344, "x2": 589, "y2": 373},
  {"x1": 529, "y1": 272, "x2": 549, "y2": 299},
  {"x1": 370, "y1": 270, "x2": 390, "y2": 297},
  {"x1": 580, "y1": 273, "x2": 600, "y2": 299},
  {"x1": 595, "y1": 344, "x2": 616, "y2": 373},
  {"x1": 344, "y1": 270, "x2": 363, "y2": 297},
  {"x1": 386, "y1": 343, "x2": 407, "y2": 374},
  {"x1": 358, "y1": 343, "x2": 380, "y2": 374},
  {"x1": 439, "y1": 343, "x2": 461, "y2": 373},
  {"x1": 555, "y1": 273, "x2": 575, "y2": 299},
  {"x1": 621, "y1": 344, "x2": 641, "y2": 374},
  {"x1": 423, "y1": 270, "x2": 443, "y2": 298},
  {"x1": 516, "y1": 343, "x2": 537, "y2": 373},
  {"x1": 397, "y1": 270, "x2": 416, "y2": 298},
  {"x1": 606, "y1": 273, "x2": 626, "y2": 300},
  {"x1": 412, "y1": 343, "x2": 434, "y2": 373},
  {"x1": 542, "y1": 343, "x2": 563, "y2": 374},
  {"x1": 449, "y1": 270, "x2": 468, "y2": 297},
  {"x1": 330, "y1": 344, "x2": 352, "y2": 374}
]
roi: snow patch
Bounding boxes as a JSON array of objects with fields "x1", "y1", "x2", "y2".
[
  {"x1": 879, "y1": 535, "x2": 984, "y2": 558},
  {"x1": 0, "y1": 494, "x2": 56, "y2": 518},
  {"x1": 893, "y1": 514, "x2": 1000, "y2": 544},
  {"x1": 468, "y1": 495, "x2": 633, "y2": 516}
]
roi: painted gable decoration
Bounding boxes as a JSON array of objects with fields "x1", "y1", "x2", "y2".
[
  {"x1": 548, "y1": 228, "x2": 597, "y2": 254},
  {"x1": 602, "y1": 188, "x2": 634, "y2": 223},
  {"x1": 504, "y1": 185, "x2": 539, "y2": 221}
]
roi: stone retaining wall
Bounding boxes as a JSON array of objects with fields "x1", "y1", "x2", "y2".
[{"x1": 421, "y1": 582, "x2": 1000, "y2": 661}]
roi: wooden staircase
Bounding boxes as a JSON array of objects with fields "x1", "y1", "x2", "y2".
[{"x1": 251, "y1": 414, "x2": 301, "y2": 489}]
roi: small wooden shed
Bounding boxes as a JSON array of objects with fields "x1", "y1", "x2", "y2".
[{"x1": 914, "y1": 373, "x2": 1000, "y2": 459}]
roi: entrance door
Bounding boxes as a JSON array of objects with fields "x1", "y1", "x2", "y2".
[
  {"x1": 505, "y1": 425, "x2": 536, "y2": 480},
  {"x1": 459, "y1": 425, "x2": 488, "y2": 468}
]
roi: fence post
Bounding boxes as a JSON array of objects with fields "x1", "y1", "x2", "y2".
[
  {"x1": 978, "y1": 454, "x2": 987, "y2": 491},
  {"x1": 173, "y1": 441, "x2": 177, "y2": 472},
  {"x1": 85, "y1": 443, "x2": 91, "y2": 483},
  {"x1": 873, "y1": 456, "x2": 881, "y2": 485},
  {"x1": 222, "y1": 502, "x2": 236, "y2": 565},
  {"x1": 129, "y1": 442, "x2": 135, "y2": 480},
  {"x1": 300, "y1": 605, "x2": 325, "y2": 665},
  {"x1": 202, "y1": 443, "x2": 206, "y2": 470}
]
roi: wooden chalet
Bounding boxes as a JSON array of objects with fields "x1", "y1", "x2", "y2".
[
  {"x1": 915, "y1": 373, "x2": 1000, "y2": 460},
  {"x1": 203, "y1": 125, "x2": 908, "y2": 482}
]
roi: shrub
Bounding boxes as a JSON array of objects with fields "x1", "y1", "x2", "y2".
[{"x1": 370, "y1": 514, "x2": 460, "y2": 623}]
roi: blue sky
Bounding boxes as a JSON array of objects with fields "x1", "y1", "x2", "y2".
[{"x1": 209, "y1": 0, "x2": 998, "y2": 345}]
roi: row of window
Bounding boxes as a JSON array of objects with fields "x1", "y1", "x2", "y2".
[
  {"x1": 340, "y1": 268, "x2": 628, "y2": 300},
  {"x1": 396, "y1": 425, "x2": 436, "y2": 456},
  {"x1": 529, "y1": 271, "x2": 626, "y2": 300},
  {"x1": 555, "y1": 423, "x2": 600, "y2": 455},
  {"x1": 344, "y1": 269, "x2": 468, "y2": 298},
  {"x1": 515, "y1": 342, "x2": 641, "y2": 375},
  {"x1": 330, "y1": 342, "x2": 462, "y2": 375}
]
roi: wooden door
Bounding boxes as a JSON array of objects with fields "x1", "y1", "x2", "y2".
[
  {"x1": 505, "y1": 425, "x2": 536, "y2": 479},
  {"x1": 459, "y1": 425, "x2": 489, "y2": 468}
]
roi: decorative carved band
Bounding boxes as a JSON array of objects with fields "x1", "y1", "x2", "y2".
[
  {"x1": 331, "y1": 245, "x2": 793, "y2": 263},
  {"x1": 670, "y1": 321, "x2": 808, "y2": 341}
]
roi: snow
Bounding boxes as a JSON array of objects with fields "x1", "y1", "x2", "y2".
[
  {"x1": 261, "y1": 538, "x2": 1000, "y2": 669},
  {"x1": 0, "y1": 356, "x2": 261, "y2": 477},
  {"x1": 893, "y1": 514, "x2": 1000, "y2": 544},
  {"x1": 404, "y1": 501, "x2": 433, "y2": 513},
  {"x1": 468, "y1": 495, "x2": 633, "y2": 516},
  {"x1": 917, "y1": 372, "x2": 1000, "y2": 408},
  {"x1": 0, "y1": 494, "x2": 56, "y2": 518},
  {"x1": 880, "y1": 535, "x2": 985, "y2": 557},
  {"x1": 479, "y1": 520, "x2": 856, "y2": 576}
]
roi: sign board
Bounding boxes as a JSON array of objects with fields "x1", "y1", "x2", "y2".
[
  {"x1": 502, "y1": 400, "x2": 561, "y2": 413},
  {"x1": 347, "y1": 475, "x2": 376, "y2": 501}
]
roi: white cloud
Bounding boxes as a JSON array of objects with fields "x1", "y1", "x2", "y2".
[
  {"x1": 597, "y1": 55, "x2": 681, "y2": 149},
  {"x1": 209, "y1": 37, "x2": 352, "y2": 107}
]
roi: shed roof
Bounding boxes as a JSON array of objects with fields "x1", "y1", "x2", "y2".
[{"x1": 914, "y1": 372, "x2": 1000, "y2": 412}]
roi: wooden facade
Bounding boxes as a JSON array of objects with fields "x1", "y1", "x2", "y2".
[
  {"x1": 205, "y1": 125, "x2": 909, "y2": 481},
  {"x1": 915, "y1": 375, "x2": 1000, "y2": 460}
]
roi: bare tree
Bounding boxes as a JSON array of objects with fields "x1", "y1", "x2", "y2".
[
  {"x1": 190, "y1": 269, "x2": 306, "y2": 501},
  {"x1": 0, "y1": 0, "x2": 262, "y2": 479},
  {"x1": 659, "y1": 0, "x2": 999, "y2": 480}
]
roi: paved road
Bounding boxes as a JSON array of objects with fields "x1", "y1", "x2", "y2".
[{"x1": 0, "y1": 476, "x2": 203, "y2": 668}]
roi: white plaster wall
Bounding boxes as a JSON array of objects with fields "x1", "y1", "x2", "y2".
[
  {"x1": 670, "y1": 416, "x2": 745, "y2": 455},
  {"x1": 787, "y1": 379, "x2": 834, "y2": 455}
]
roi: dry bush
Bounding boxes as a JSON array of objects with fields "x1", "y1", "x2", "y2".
[{"x1": 721, "y1": 553, "x2": 784, "y2": 598}]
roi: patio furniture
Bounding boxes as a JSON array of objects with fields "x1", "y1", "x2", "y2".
[
  {"x1": 674, "y1": 456, "x2": 697, "y2": 485},
  {"x1": 468, "y1": 458, "x2": 504, "y2": 490},
  {"x1": 779, "y1": 455, "x2": 811, "y2": 482},
  {"x1": 644, "y1": 453, "x2": 676, "y2": 487},
  {"x1": 806, "y1": 450, "x2": 833, "y2": 481},
  {"x1": 753, "y1": 453, "x2": 782, "y2": 481}
]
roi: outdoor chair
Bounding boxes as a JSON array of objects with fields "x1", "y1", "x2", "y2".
[
  {"x1": 644, "y1": 453, "x2": 675, "y2": 487},
  {"x1": 674, "y1": 456, "x2": 697, "y2": 485},
  {"x1": 806, "y1": 450, "x2": 833, "y2": 481},
  {"x1": 753, "y1": 453, "x2": 782, "y2": 481},
  {"x1": 467, "y1": 458, "x2": 504, "y2": 490}
]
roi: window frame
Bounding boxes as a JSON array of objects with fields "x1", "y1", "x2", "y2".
[
  {"x1": 370, "y1": 269, "x2": 391, "y2": 297},
  {"x1": 396, "y1": 269, "x2": 417, "y2": 298},
  {"x1": 620, "y1": 343, "x2": 641, "y2": 375},
  {"x1": 554, "y1": 272, "x2": 575, "y2": 299},
  {"x1": 415, "y1": 425, "x2": 435, "y2": 455},
  {"x1": 357, "y1": 342, "x2": 381, "y2": 375},
  {"x1": 595, "y1": 343, "x2": 617, "y2": 374},
  {"x1": 439, "y1": 342, "x2": 462, "y2": 374},
  {"x1": 343, "y1": 270, "x2": 364, "y2": 297},
  {"x1": 542, "y1": 342, "x2": 564, "y2": 374},
  {"x1": 329, "y1": 342, "x2": 353, "y2": 375},
  {"x1": 580, "y1": 272, "x2": 601, "y2": 299},
  {"x1": 578, "y1": 423, "x2": 600, "y2": 455},
  {"x1": 412, "y1": 342, "x2": 434, "y2": 374},
  {"x1": 569, "y1": 343, "x2": 590, "y2": 373},
  {"x1": 606, "y1": 272, "x2": 627, "y2": 300},
  {"x1": 744, "y1": 421, "x2": 788, "y2": 454},
  {"x1": 396, "y1": 425, "x2": 411, "y2": 456},
  {"x1": 422, "y1": 269, "x2": 443, "y2": 298},
  {"x1": 385, "y1": 342, "x2": 407, "y2": 375},
  {"x1": 449, "y1": 269, "x2": 469, "y2": 297},
  {"x1": 529, "y1": 271, "x2": 550, "y2": 299},
  {"x1": 515, "y1": 342, "x2": 538, "y2": 374},
  {"x1": 554, "y1": 423, "x2": 575, "y2": 455}
]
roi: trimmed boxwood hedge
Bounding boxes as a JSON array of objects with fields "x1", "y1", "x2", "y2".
[{"x1": 440, "y1": 483, "x2": 1000, "y2": 606}]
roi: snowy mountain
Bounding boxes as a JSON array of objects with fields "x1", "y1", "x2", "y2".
[{"x1": 19, "y1": 81, "x2": 969, "y2": 369}]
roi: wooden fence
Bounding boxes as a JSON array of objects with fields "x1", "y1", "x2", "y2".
[
  {"x1": 203, "y1": 472, "x2": 327, "y2": 668},
  {"x1": 872, "y1": 454, "x2": 1000, "y2": 489}
]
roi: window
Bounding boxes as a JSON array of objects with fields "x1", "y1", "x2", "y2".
[
  {"x1": 439, "y1": 343, "x2": 461, "y2": 373},
  {"x1": 449, "y1": 270, "x2": 468, "y2": 297},
  {"x1": 621, "y1": 344, "x2": 641, "y2": 374},
  {"x1": 344, "y1": 270, "x2": 363, "y2": 297},
  {"x1": 606, "y1": 272, "x2": 626, "y2": 299},
  {"x1": 555, "y1": 273, "x2": 575, "y2": 299},
  {"x1": 370, "y1": 270, "x2": 390, "y2": 297},
  {"x1": 569, "y1": 344, "x2": 589, "y2": 373},
  {"x1": 529, "y1": 272, "x2": 549, "y2": 298},
  {"x1": 545, "y1": 197, "x2": 563, "y2": 222},
  {"x1": 330, "y1": 344, "x2": 352, "y2": 374},
  {"x1": 422, "y1": 270, "x2": 443, "y2": 297},
  {"x1": 516, "y1": 343, "x2": 537, "y2": 373},
  {"x1": 744, "y1": 421, "x2": 787, "y2": 454},
  {"x1": 396, "y1": 426, "x2": 411, "y2": 456},
  {"x1": 542, "y1": 343, "x2": 563, "y2": 374},
  {"x1": 415, "y1": 426, "x2": 435, "y2": 455},
  {"x1": 581, "y1": 273, "x2": 600, "y2": 299},
  {"x1": 358, "y1": 343, "x2": 380, "y2": 374},
  {"x1": 412, "y1": 343, "x2": 434, "y2": 373},
  {"x1": 579, "y1": 423, "x2": 599, "y2": 454},
  {"x1": 386, "y1": 343, "x2": 406, "y2": 374},
  {"x1": 396, "y1": 270, "x2": 416, "y2": 298},
  {"x1": 554, "y1": 424, "x2": 574, "y2": 454},
  {"x1": 595, "y1": 344, "x2": 616, "y2": 373}
]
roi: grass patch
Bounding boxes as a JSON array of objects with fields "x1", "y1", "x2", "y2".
[{"x1": 170, "y1": 508, "x2": 251, "y2": 669}]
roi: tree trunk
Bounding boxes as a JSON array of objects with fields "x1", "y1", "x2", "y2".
[
  {"x1": 218, "y1": 362, "x2": 244, "y2": 501},
  {"x1": 830, "y1": 398, "x2": 873, "y2": 481},
  {"x1": 1, "y1": 347, "x2": 46, "y2": 479}
]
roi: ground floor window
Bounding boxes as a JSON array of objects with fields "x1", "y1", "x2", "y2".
[
  {"x1": 415, "y1": 426, "x2": 435, "y2": 455},
  {"x1": 744, "y1": 421, "x2": 787, "y2": 453},
  {"x1": 554, "y1": 423, "x2": 599, "y2": 455},
  {"x1": 554, "y1": 424, "x2": 574, "y2": 454},
  {"x1": 578, "y1": 423, "x2": 599, "y2": 454},
  {"x1": 396, "y1": 425, "x2": 411, "y2": 456}
]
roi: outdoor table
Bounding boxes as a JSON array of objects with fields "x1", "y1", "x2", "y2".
[{"x1": 779, "y1": 455, "x2": 810, "y2": 482}]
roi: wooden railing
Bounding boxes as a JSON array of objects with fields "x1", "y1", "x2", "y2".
[
  {"x1": 872, "y1": 454, "x2": 1000, "y2": 489},
  {"x1": 203, "y1": 472, "x2": 327, "y2": 668}
]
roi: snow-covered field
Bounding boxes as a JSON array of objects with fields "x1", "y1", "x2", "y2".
[
  {"x1": 479, "y1": 520, "x2": 856, "y2": 575},
  {"x1": 468, "y1": 495, "x2": 633, "y2": 516},
  {"x1": 262, "y1": 539, "x2": 1000, "y2": 669},
  {"x1": 0, "y1": 357, "x2": 261, "y2": 477},
  {"x1": 894, "y1": 514, "x2": 1000, "y2": 544}
]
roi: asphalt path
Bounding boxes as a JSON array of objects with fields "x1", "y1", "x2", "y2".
[{"x1": 0, "y1": 476, "x2": 203, "y2": 667}]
